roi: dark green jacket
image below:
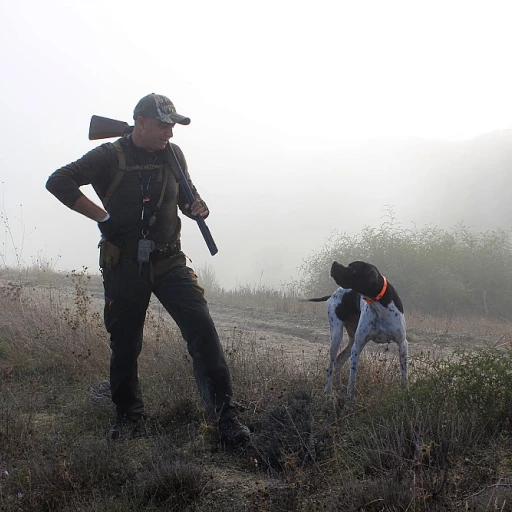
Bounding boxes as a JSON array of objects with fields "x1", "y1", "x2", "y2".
[{"x1": 46, "y1": 135, "x2": 202, "y2": 247}]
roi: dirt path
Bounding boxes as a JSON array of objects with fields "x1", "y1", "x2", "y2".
[
  {"x1": 208, "y1": 301, "x2": 330, "y2": 362},
  {"x1": 9, "y1": 275, "x2": 512, "y2": 364},
  {"x1": 206, "y1": 299, "x2": 512, "y2": 365}
]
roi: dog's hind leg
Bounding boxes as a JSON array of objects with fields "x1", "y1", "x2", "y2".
[
  {"x1": 324, "y1": 302, "x2": 344, "y2": 394},
  {"x1": 331, "y1": 324, "x2": 356, "y2": 387},
  {"x1": 347, "y1": 325, "x2": 372, "y2": 400}
]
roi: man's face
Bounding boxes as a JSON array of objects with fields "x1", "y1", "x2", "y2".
[{"x1": 137, "y1": 116, "x2": 175, "y2": 151}]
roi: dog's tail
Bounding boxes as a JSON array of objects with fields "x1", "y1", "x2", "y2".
[{"x1": 299, "y1": 295, "x2": 331, "y2": 302}]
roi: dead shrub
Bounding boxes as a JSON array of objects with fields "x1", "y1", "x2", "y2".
[{"x1": 252, "y1": 383, "x2": 317, "y2": 472}]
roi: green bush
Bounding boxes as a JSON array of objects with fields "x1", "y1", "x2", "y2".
[
  {"x1": 337, "y1": 348, "x2": 512, "y2": 509},
  {"x1": 408, "y1": 347, "x2": 512, "y2": 433},
  {"x1": 299, "y1": 212, "x2": 512, "y2": 317}
]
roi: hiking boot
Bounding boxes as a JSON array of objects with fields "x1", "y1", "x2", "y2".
[
  {"x1": 108, "y1": 415, "x2": 145, "y2": 441},
  {"x1": 218, "y1": 417, "x2": 251, "y2": 445}
]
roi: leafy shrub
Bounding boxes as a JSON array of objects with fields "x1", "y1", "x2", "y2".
[
  {"x1": 337, "y1": 348, "x2": 512, "y2": 508},
  {"x1": 299, "y1": 210, "x2": 512, "y2": 317}
]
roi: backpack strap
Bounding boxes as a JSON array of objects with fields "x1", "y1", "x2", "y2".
[
  {"x1": 102, "y1": 141, "x2": 127, "y2": 209},
  {"x1": 102, "y1": 140, "x2": 175, "y2": 210},
  {"x1": 152, "y1": 166, "x2": 169, "y2": 222}
]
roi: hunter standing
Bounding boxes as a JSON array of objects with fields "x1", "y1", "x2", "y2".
[{"x1": 46, "y1": 93, "x2": 250, "y2": 444}]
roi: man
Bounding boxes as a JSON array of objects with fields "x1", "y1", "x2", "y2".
[{"x1": 46, "y1": 93, "x2": 250, "y2": 445}]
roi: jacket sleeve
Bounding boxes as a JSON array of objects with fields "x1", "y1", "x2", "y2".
[
  {"x1": 45, "y1": 144, "x2": 115, "y2": 209},
  {"x1": 171, "y1": 143, "x2": 208, "y2": 219}
]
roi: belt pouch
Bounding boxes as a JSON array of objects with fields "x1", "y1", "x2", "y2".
[{"x1": 99, "y1": 240, "x2": 121, "y2": 268}]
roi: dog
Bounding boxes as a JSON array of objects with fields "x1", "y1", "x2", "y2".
[{"x1": 306, "y1": 261, "x2": 408, "y2": 399}]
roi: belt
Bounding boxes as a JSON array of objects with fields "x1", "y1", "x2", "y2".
[{"x1": 152, "y1": 241, "x2": 181, "y2": 259}]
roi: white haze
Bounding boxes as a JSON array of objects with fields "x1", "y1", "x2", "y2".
[{"x1": 1, "y1": 0, "x2": 512, "y2": 288}]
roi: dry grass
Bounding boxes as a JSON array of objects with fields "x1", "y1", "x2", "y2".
[{"x1": 1, "y1": 271, "x2": 512, "y2": 511}]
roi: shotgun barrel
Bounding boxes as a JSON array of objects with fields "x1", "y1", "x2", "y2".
[{"x1": 88, "y1": 115, "x2": 218, "y2": 256}]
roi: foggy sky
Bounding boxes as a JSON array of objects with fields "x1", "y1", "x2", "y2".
[{"x1": 1, "y1": 0, "x2": 512, "y2": 289}]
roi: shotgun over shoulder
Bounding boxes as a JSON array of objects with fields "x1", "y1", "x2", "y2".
[
  {"x1": 87, "y1": 114, "x2": 218, "y2": 256},
  {"x1": 89, "y1": 115, "x2": 134, "y2": 140}
]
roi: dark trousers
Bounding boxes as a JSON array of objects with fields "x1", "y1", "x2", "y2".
[{"x1": 102, "y1": 252, "x2": 235, "y2": 422}]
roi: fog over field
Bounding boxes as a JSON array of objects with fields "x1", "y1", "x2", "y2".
[{"x1": 1, "y1": 0, "x2": 512, "y2": 289}]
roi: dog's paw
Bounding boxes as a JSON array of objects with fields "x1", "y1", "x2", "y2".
[{"x1": 324, "y1": 383, "x2": 334, "y2": 395}]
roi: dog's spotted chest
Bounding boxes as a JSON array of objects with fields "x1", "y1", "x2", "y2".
[{"x1": 361, "y1": 301, "x2": 406, "y2": 344}]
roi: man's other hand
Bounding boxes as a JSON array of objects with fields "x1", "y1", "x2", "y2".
[{"x1": 185, "y1": 199, "x2": 209, "y2": 218}]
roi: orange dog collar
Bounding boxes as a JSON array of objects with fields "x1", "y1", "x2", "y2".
[{"x1": 363, "y1": 276, "x2": 388, "y2": 304}]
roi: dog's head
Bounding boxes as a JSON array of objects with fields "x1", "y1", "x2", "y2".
[{"x1": 330, "y1": 260, "x2": 382, "y2": 296}]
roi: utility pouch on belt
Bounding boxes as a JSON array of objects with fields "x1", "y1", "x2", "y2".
[
  {"x1": 137, "y1": 238, "x2": 155, "y2": 263},
  {"x1": 99, "y1": 240, "x2": 121, "y2": 269}
]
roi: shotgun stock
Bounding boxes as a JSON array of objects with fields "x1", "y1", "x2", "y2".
[
  {"x1": 88, "y1": 115, "x2": 218, "y2": 256},
  {"x1": 89, "y1": 115, "x2": 134, "y2": 139}
]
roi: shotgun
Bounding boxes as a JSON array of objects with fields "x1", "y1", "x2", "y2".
[{"x1": 88, "y1": 115, "x2": 218, "y2": 256}]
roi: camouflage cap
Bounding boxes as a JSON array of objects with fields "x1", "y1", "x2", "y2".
[{"x1": 133, "y1": 93, "x2": 191, "y2": 125}]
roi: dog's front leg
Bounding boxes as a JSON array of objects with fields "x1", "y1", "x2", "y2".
[{"x1": 325, "y1": 312, "x2": 344, "y2": 394}]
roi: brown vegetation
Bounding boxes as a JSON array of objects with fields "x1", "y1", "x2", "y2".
[{"x1": 0, "y1": 268, "x2": 512, "y2": 511}]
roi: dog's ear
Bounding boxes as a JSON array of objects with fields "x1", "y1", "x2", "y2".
[
  {"x1": 366, "y1": 265, "x2": 380, "y2": 286},
  {"x1": 346, "y1": 262, "x2": 358, "y2": 274}
]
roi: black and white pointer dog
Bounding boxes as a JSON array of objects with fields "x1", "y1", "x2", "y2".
[{"x1": 307, "y1": 261, "x2": 408, "y2": 399}]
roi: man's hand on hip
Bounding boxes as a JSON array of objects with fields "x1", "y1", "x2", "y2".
[{"x1": 98, "y1": 214, "x2": 120, "y2": 239}]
